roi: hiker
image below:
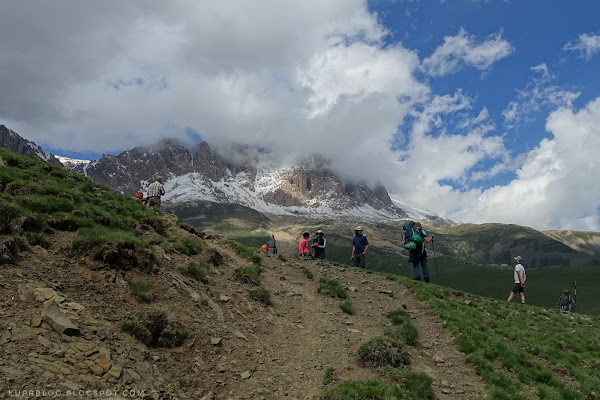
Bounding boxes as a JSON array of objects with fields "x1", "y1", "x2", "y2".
[
  {"x1": 507, "y1": 256, "x2": 526, "y2": 304},
  {"x1": 410, "y1": 222, "x2": 434, "y2": 282},
  {"x1": 267, "y1": 235, "x2": 277, "y2": 254},
  {"x1": 134, "y1": 191, "x2": 147, "y2": 205},
  {"x1": 147, "y1": 176, "x2": 166, "y2": 210},
  {"x1": 298, "y1": 232, "x2": 310, "y2": 258},
  {"x1": 312, "y1": 230, "x2": 326, "y2": 259},
  {"x1": 557, "y1": 289, "x2": 576, "y2": 312},
  {"x1": 351, "y1": 226, "x2": 369, "y2": 269}
]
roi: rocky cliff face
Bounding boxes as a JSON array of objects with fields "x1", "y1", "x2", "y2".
[
  {"x1": 73, "y1": 138, "x2": 407, "y2": 219},
  {"x1": 0, "y1": 125, "x2": 63, "y2": 167}
]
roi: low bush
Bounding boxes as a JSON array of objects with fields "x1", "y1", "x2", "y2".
[
  {"x1": 233, "y1": 265, "x2": 263, "y2": 286},
  {"x1": 340, "y1": 300, "x2": 356, "y2": 315},
  {"x1": 302, "y1": 267, "x2": 314, "y2": 280},
  {"x1": 24, "y1": 232, "x2": 51, "y2": 249},
  {"x1": 316, "y1": 379, "x2": 406, "y2": 400},
  {"x1": 121, "y1": 310, "x2": 188, "y2": 348},
  {"x1": 180, "y1": 262, "x2": 211, "y2": 283},
  {"x1": 385, "y1": 309, "x2": 419, "y2": 346},
  {"x1": 72, "y1": 226, "x2": 150, "y2": 251},
  {"x1": 127, "y1": 280, "x2": 155, "y2": 303},
  {"x1": 377, "y1": 366, "x2": 434, "y2": 399},
  {"x1": 323, "y1": 367, "x2": 335, "y2": 385},
  {"x1": 358, "y1": 336, "x2": 409, "y2": 368},
  {"x1": 176, "y1": 237, "x2": 203, "y2": 255},
  {"x1": 318, "y1": 278, "x2": 347, "y2": 299},
  {"x1": 249, "y1": 287, "x2": 272, "y2": 306},
  {"x1": 230, "y1": 241, "x2": 255, "y2": 260}
]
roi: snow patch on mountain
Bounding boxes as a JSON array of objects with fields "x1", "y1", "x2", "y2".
[{"x1": 163, "y1": 170, "x2": 404, "y2": 220}]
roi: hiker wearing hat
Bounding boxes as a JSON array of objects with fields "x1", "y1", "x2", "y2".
[
  {"x1": 312, "y1": 230, "x2": 326, "y2": 259},
  {"x1": 147, "y1": 176, "x2": 166, "y2": 210},
  {"x1": 298, "y1": 232, "x2": 311, "y2": 258},
  {"x1": 351, "y1": 227, "x2": 369, "y2": 269},
  {"x1": 507, "y1": 256, "x2": 526, "y2": 304}
]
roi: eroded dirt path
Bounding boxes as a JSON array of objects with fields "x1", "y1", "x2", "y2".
[{"x1": 212, "y1": 240, "x2": 487, "y2": 400}]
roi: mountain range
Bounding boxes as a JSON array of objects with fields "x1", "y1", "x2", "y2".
[
  {"x1": 63, "y1": 137, "x2": 452, "y2": 223},
  {"x1": 2, "y1": 124, "x2": 600, "y2": 267}
]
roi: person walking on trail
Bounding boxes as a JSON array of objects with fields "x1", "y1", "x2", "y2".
[
  {"x1": 147, "y1": 176, "x2": 166, "y2": 210},
  {"x1": 351, "y1": 227, "x2": 369, "y2": 269},
  {"x1": 299, "y1": 232, "x2": 310, "y2": 258},
  {"x1": 410, "y1": 222, "x2": 434, "y2": 282},
  {"x1": 507, "y1": 256, "x2": 526, "y2": 304},
  {"x1": 312, "y1": 230, "x2": 326, "y2": 259},
  {"x1": 267, "y1": 235, "x2": 277, "y2": 254}
]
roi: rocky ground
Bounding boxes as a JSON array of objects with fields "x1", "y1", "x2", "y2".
[{"x1": 0, "y1": 215, "x2": 487, "y2": 399}]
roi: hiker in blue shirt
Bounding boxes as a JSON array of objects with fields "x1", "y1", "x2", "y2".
[
  {"x1": 351, "y1": 226, "x2": 369, "y2": 269},
  {"x1": 411, "y1": 222, "x2": 433, "y2": 282}
]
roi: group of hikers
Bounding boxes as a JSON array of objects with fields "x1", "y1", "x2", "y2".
[
  {"x1": 134, "y1": 176, "x2": 166, "y2": 210},
  {"x1": 134, "y1": 178, "x2": 577, "y2": 314},
  {"x1": 263, "y1": 221, "x2": 577, "y2": 313}
]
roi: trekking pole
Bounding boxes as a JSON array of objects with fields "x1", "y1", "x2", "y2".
[
  {"x1": 431, "y1": 237, "x2": 438, "y2": 278},
  {"x1": 573, "y1": 280, "x2": 577, "y2": 309}
]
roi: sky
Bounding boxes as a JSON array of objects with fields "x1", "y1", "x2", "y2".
[{"x1": 1, "y1": 0, "x2": 600, "y2": 231}]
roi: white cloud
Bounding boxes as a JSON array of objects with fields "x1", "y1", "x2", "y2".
[
  {"x1": 502, "y1": 64, "x2": 580, "y2": 129},
  {"x1": 1, "y1": 1, "x2": 598, "y2": 232},
  {"x1": 422, "y1": 28, "x2": 514, "y2": 76},
  {"x1": 416, "y1": 98, "x2": 600, "y2": 231},
  {"x1": 563, "y1": 33, "x2": 600, "y2": 60}
]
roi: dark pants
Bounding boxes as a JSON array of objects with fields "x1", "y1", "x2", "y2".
[
  {"x1": 314, "y1": 252, "x2": 325, "y2": 259},
  {"x1": 413, "y1": 256, "x2": 429, "y2": 281},
  {"x1": 353, "y1": 253, "x2": 366, "y2": 269},
  {"x1": 148, "y1": 196, "x2": 161, "y2": 210}
]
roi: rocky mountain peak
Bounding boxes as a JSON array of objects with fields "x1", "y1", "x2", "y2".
[{"x1": 0, "y1": 125, "x2": 63, "y2": 167}]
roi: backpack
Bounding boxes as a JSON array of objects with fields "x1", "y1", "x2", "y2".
[
  {"x1": 402, "y1": 221, "x2": 418, "y2": 245},
  {"x1": 557, "y1": 289, "x2": 576, "y2": 312}
]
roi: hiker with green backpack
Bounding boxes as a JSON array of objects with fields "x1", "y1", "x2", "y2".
[{"x1": 403, "y1": 221, "x2": 433, "y2": 282}]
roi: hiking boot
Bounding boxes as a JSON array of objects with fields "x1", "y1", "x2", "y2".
[
  {"x1": 413, "y1": 277, "x2": 421, "y2": 281},
  {"x1": 424, "y1": 277, "x2": 430, "y2": 283}
]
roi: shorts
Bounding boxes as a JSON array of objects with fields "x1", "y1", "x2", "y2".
[{"x1": 511, "y1": 283, "x2": 524, "y2": 293}]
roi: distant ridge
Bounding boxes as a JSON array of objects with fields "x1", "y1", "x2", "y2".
[{"x1": 0, "y1": 125, "x2": 63, "y2": 167}]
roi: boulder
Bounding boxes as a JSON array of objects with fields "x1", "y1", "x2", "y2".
[{"x1": 42, "y1": 301, "x2": 81, "y2": 336}]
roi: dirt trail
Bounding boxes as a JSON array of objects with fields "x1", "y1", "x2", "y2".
[
  {"x1": 213, "y1": 240, "x2": 487, "y2": 399},
  {"x1": 0, "y1": 228, "x2": 486, "y2": 399}
]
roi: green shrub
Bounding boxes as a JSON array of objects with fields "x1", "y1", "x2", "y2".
[
  {"x1": 141, "y1": 216, "x2": 169, "y2": 236},
  {"x1": 358, "y1": 336, "x2": 409, "y2": 368},
  {"x1": 176, "y1": 237, "x2": 203, "y2": 255},
  {"x1": 230, "y1": 241, "x2": 255, "y2": 259},
  {"x1": 316, "y1": 379, "x2": 405, "y2": 400},
  {"x1": 121, "y1": 310, "x2": 188, "y2": 348},
  {"x1": 180, "y1": 262, "x2": 211, "y2": 283},
  {"x1": 251, "y1": 254, "x2": 262, "y2": 265},
  {"x1": 318, "y1": 278, "x2": 347, "y2": 299},
  {"x1": 233, "y1": 266, "x2": 263, "y2": 286},
  {"x1": 0, "y1": 198, "x2": 20, "y2": 232},
  {"x1": 24, "y1": 232, "x2": 51, "y2": 249},
  {"x1": 385, "y1": 309, "x2": 419, "y2": 345},
  {"x1": 302, "y1": 267, "x2": 314, "y2": 280},
  {"x1": 72, "y1": 226, "x2": 149, "y2": 251},
  {"x1": 249, "y1": 287, "x2": 272, "y2": 306},
  {"x1": 377, "y1": 366, "x2": 433, "y2": 399},
  {"x1": 323, "y1": 367, "x2": 335, "y2": 385},
  {"x1": 127, "y1": 280, "x2": 155, "y2": 302},
  {"x1": 127, "y1": 280, "x2": 153, "y2": 293},
  {"x1": 340, "y1": 300, "x2": 356, "y2": 315}
]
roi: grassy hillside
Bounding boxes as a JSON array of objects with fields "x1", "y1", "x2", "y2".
[
  {"x1": 436, "y1": 223, "x2": 599, "y2": 267},
  {"x1": 2, "y1": 148, "x2": 600, "y2": 399}
]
